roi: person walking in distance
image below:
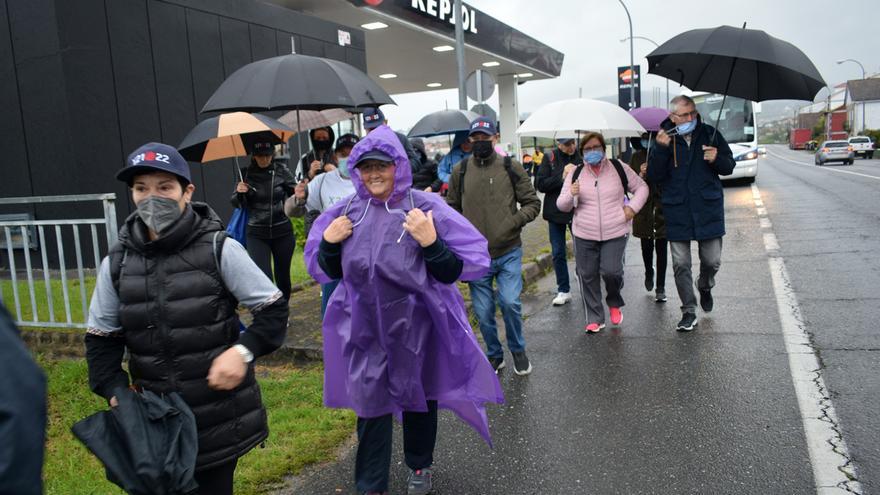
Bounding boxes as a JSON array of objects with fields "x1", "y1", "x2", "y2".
[
  {"x1": 629, "y1": 133, "x2": 669, "y2": 303},
  {"x1": 647, "y1": 95, "x2": 735, "y2": 331},
  {"x1": 447, "y1": 117, "x2": 541, "y2": 375},
  {"x1": 534, "y1": 137, "x2": 581, "y2": 307}
]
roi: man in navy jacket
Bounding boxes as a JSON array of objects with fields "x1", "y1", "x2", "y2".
[{"x1": 647, "y1": 95, "x2": 735, "y2": 332}]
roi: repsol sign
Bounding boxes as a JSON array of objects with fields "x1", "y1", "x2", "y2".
[{"x1": 409, "y1": 0, "x2": 478, "y2": 34}]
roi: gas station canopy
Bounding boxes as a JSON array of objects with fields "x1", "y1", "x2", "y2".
[{"x1": 270, "y1": 0, "x2": 564, "y2": 95}]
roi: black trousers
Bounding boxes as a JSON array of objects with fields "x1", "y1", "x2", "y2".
[
  {"x1": 195, "y1": 458, "x2": 237, "y2": 495},
  {"x1": 246, "y1": 230, "x2": 295, "y2": 299},
  {"x1": 355, "y1": 400, "x2": 438, "y2": 493},
  {"x1": 640, "y1": 237, "x2": 668, "y2": 290}
]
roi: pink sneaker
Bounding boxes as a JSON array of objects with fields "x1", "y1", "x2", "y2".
[
  {"x1": 585, "y1": 322, "x2": 606, "y2": 333},
  {"x1": 610, "y1": 307, "x2": 623, "y2": 326}
]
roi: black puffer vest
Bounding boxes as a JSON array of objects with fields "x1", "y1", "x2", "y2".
[{"x1": 108, "y1": 202, "x2": 267, "y2": 470}]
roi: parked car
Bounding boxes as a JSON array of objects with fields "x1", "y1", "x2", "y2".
[
  {"x1": 848, "y1": 136, "x2": 874, "y2": 159},
  {"x1": 815, "y1": 140, "x2": 854, "y2": 165}
]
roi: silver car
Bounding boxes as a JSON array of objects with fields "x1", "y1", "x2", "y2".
[{"x1": 815, "y1": 140, "x2": 854, "y2": 166}]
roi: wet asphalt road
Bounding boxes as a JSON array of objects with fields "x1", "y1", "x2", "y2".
[{"x1": 284, "y1": 146, "x2": 879, "y2": 494}]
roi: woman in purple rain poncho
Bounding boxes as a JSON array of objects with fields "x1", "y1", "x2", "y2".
[{"x1": 305, "y1": 125, "x2": 504, "y2": 495}]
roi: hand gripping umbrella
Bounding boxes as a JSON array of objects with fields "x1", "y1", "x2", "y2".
[{"x1": 646, "y1": 23, "x2": 826, "y2": 141}]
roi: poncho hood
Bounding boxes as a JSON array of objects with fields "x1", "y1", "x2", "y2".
[{"x1": 348, "y1": 124, "x2": 412, "y2": 204}]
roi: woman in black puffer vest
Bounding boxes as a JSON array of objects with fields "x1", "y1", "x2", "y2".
[
  {"x1": 232, "y1": 141, "x2": 298, "y2": 300},
  {"x1": 86, "y1": 143, "x2": 289, "y2": 494}
]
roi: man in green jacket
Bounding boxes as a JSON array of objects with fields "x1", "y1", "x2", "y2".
[{"x1": 447, "y1": 117, "x2": 541, "y2": 375}]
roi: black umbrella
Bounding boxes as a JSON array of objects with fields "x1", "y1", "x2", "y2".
[
  {"x1": 408, "y1": 109, "x2": 480, "y2": 138},
  {"x1": 647, "y1": 24, "x2": 826, "y2": 141},
  {"x1": 201, "y1": 53, "x2": 395, "y2": 113},
  {"x1": 72, "y1": 388, "x2": 199, "y2": 495},
  {"x1": 647, "y1": 24, "x2": 825, "y2": 102}
]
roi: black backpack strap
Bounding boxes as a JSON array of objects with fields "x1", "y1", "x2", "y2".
[
  {"x1": 503, "y1": 155, "x2": 520, "y2": 194},
  {"x1": 610, "y1": 158, "x2": 630, "y2": 198},
  {"x1": 457, "y1": 158, "x2": 468, "y2": 195}
]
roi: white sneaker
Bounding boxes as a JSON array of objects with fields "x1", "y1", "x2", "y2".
[{"x1": 552, "y1": 292, "x2": 572, "y2": 306}]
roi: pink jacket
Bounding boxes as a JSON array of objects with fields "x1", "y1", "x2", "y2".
[{"x1": 556, "y1": 157, "x2": 648, "y2": 241}]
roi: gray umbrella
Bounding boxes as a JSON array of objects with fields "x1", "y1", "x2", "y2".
[{"x1": 408, "y1": 109, "x2": 481, "y2": 138}]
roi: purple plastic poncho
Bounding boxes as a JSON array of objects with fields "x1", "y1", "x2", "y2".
[{"x1": 305, "y1": 125, "x2": 504, "y2": 444}]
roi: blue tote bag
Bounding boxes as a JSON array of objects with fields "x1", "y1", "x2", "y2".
[{"x1": 226, "y1": 205, "x2": 248, "y2": 247}]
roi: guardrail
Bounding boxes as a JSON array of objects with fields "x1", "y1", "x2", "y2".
[{"x1": 0, "y1": 193, "x2": 118, "y2": 329}]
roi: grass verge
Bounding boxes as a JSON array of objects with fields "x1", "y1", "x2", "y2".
[{"x1": 40, "y1": 357, "x2": 353, "y2": 495}]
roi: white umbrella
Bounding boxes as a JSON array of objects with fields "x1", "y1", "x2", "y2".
[{"x1": 517, "y1": 98, "x2": 645, "y2": 139}]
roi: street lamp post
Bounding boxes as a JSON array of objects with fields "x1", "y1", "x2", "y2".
[
  {"x1": 621, "y1": 35, "x2": 669, "y2": 109},
  {"x1": 837, "y1": 58, "x2": 866, "y2": 134},
  {"x1": 618, "y1": 0, "x2": 635, "y2": 110},
  {"x1": 454, "y1": 0, "x2": 467, "y2": 110}
]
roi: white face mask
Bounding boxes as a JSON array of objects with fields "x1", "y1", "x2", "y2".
[{"x1": 137, "y1": 196, "x2": 182, "y2": 234}]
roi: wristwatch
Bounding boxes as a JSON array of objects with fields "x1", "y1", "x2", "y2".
[{"x1": 233, "y1": 344, "x2": 254, "y2": 363}]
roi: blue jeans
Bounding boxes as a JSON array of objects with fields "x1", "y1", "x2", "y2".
[
  {"x1": 468, "y1": 247, "x2": 526, "y2": 358},
  {"x1": 548, "y1": 221, "x2": 571, "y2": 293},
  {"x1": 320, "y1": 280, "x2": 340, "y2": 318}
]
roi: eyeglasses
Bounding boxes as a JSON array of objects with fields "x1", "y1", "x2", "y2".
[
  {"x1": 582, "y1": 145, "x2": 604, "y2": 153},
  {"x1": 672, "y1": 110, "x2": 699, "y2": 119}
]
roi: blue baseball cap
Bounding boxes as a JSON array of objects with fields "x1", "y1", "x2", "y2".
[
  {"x1": 468, "y1": 117, "x2": 496, "y2": 136},
  {"x1": 556, "y1": 137, "x2": 576, "y2": 144},
  {"x1": 251, "y1": 141, "x2": 275, "y2": 155},
  {"x1": 354, "y1": 150, "x2": 393, "y2": 167},
  {"x1": 117, "y1": 142, "x2": 192, "y2": 185},
  {"x1": 363, "y1": 107, "x2": 385, "y2": 129}
]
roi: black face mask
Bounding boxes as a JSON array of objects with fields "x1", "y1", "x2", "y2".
[
  {"x1": 471, "y1": 140, "x2": 494, "y2": 159},
  {"x1": 313, "y1": 139, "x2": 332, "y2": 151}
]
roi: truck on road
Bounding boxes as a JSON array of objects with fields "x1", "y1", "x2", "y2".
[{"x1": 789, "y1": 128, "x2": 811, "y2": 149}]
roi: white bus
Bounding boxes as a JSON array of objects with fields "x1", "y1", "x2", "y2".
[{"x1": 691, "y1": 92, "x2": 759, "y2": 183}]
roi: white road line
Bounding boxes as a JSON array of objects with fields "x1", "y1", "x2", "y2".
[
  {"x1": 751, "y1": 183, "x2": 862, "y2": 494},
  {"x1": 768, "y1": 150, "x2": 880, "y2": 181}
]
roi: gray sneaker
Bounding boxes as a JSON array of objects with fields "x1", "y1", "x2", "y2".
[
  {"x1": 655, "y1": 289, "x2": 667, "y2": 303},
  {"x1": 512, "y1": 351, "x2": 532, "y2": 375},
  {"x1": 407, "y1": 468, "x2": 433, "y2": 495}
]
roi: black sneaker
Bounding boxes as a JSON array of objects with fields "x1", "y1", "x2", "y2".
[
  {"x1": 676, "y1": 313, "x2": 698, "y2": 332},
  {"x1": 644, "y1": 271, "x2": 654, "y2": 292},
  {"x1": 407, "y1": 468, "x2": 432, "y2": 495},
  {"x1": 512, "y1": 351, "x2": 532, "y2": 376},
  {"x1": 655, "y1": 289, "x2": 667, "y2": 303},
  {"x1": 699, "y1": 288, "x2": 714, "y2": 312},
  {"x1": 488, "y1": 356, "x2": 505, "y2": 373}
]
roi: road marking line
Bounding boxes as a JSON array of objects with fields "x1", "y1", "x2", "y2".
[
  {"x1": 759, "y1": 218, "x2": 772, "y2": 229},
  {"x1": 768, "y1": 150, "x2": 880, "y2": 181},
  {"x1": 751, "y1": 183, "x2": 862, "y2": 494}
]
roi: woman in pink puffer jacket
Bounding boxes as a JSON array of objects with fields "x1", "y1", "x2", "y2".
[{"x1": 557, "y1": 132, "x2": 648, "y2": 333}]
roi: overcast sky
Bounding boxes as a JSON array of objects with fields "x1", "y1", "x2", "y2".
[{"x1": 381, "y1": 0, "x2": 878, "y2": 131}]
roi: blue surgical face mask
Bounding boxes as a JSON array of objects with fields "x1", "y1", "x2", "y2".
[
  {"x1": 584, "y1": 150, "x2": 604, "y2": 165},
  {"x1": 676, "y1": 120, "x2": 697, "y2": 136},
  {"x1": 641, "y1": 139, "x2": 650, "y2": 149},
  {"x1": 337, "y1": 157, "x2": 349, "y2": 177}
]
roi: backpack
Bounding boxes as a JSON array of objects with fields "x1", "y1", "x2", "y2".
[
  {"x1": 571, "y1": 158, "x2": 630, "y2": 198},
  {"x1": 457, "y1": 155, "x2": 519, "y2": 197}
]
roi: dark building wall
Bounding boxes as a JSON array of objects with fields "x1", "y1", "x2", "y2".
[{"x1": 0, "y1": 0, "x2": 366, "y2": 269}]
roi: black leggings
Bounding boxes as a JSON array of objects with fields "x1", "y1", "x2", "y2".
[
  {"x1": 246, "y1": 231, "x2": 295, "y2": 299},
  {"x1": 640, "y1": 238, "x2": 668, "y2": 290},
  {"x1": 195, "y1": 458, "x2": 237, "y2": 494}
]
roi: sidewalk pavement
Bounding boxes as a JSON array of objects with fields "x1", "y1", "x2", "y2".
[{"x1": 262, "y1": 203, "x2": 567, "y2": 364}]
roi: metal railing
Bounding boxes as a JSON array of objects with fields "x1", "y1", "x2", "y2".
[{"x1": 0, "y1": 193, "x2": 118, "y2": 329}]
